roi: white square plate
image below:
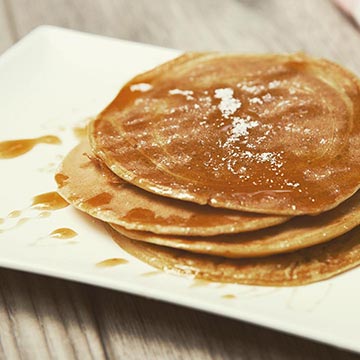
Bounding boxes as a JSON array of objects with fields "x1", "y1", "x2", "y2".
[{"x1": 0, "y1": 26, "x2": 359, "y2": 353}]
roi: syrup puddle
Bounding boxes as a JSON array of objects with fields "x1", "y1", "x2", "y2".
[
  {"x1": 31, "y1": 192, "x2": 69, "y2": 210},
  {"x1": 221, "y1": 294, "x2": 236, "y2": 299},
  {"x1": 96, "y1": 258, "x2": 129, "y2": 268},
  {"x1": 55, "y1": 173, "x2": 69, "y2": 188},
  {"x1": 7, "y1": 210, "x2": 22, "y2": 218},
  {"x1": 83, "y1": 192, "x2": 112, "y2": 207},
  {"x1": 49, "y1": 228, "x2": 78, "y2": 239},
  {"x1": 0, "y1": 135, "x2": 61, "y2": 159},
  {"x1": 0, "y1": 192, "x2": 69, "y2": 234},
  {"x1": 30, "y1": 227, "x2": 78, "y2": 246},
  {"x1": 38, "y1": 211, "x2": 51, "y2": 218}
]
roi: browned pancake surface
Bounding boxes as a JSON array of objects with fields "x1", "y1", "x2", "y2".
[
  {"x1": 111, "y1": 190, "x2": 360, "y2": 257},
  {"x1": 109, "y1": 226, "x2": 360, "y2": 286},
  {"x1": 56, "y1": 141, "x2": 288, "y2": 235},
  {"x1": 91, "y1": 52, "x2": 360, "y2": 215}
]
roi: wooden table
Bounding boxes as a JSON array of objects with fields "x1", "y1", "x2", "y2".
[{"x1": 1, "y1": 1, "x2": 360, "y2": 358}]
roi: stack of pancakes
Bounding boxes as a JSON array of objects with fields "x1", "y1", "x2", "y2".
[{"x1": 56, "y1": 53, "x2": 360, "y2": 286}]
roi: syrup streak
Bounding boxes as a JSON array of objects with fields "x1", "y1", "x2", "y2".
[
  {"x1": 0, "y1": 192, "x2": 68, "y2": 233},
  {"x1": 96, "y1": 258, "x2": 129, "y2": 267},
  {"x1": 0, "y1": 135, "x2": 61, "y2": 159}
]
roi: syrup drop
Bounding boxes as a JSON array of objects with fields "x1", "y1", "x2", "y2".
[
  {"x1": 31, "y1": 192, "x2": 69, "y2": 210},
  {"x1": 0, "y1": 135, "x2": 61, "y2": 159},
  {"x1": 222, "y1": 294, "x2": 236, "y2": 299},
  {"x1": 96, "y1": 258, "x2": 128, "y2": 267},
  {"x1": 49, "y1": 228, "x2": 78, "y2": 239},
  {"x1": 7, "y1": 210, "x2": 21, "y2": 218}
]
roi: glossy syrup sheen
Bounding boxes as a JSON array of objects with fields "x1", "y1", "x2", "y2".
[
  {"x1": 96, "y1": 258, "x2": 128, "y2": 267},
  {"x1": 83, "y1": 192, "x2": 113, "y2": 207},
  {"x1": 222, "y1": 294, "x2": 236, "y2": 299},
  {"x1": 0, "y1": 135, "x2": 61, "y2": 159},
  {"x1": 0, "y1": 193, "x2": 69, "y2": 235},
  {"x1": 8, "y1": 210, "x2": 21, "y2": 218},
  {"x1": 91, "y1": 53, "x2": 360, "y2": 215},
  {"x1": 122, "y1": 207, "x2": 247, "y2": 228},
  {"x1": 121, "y1": 202, "x2": 283, "y2": 229},
  {"x1": 55, "y1": 173, "x2": 69, "y2": 188},
  {"x1": 31, "y1": 192, "x2": 69, "y2": 210},
  {"x1": 49, "y1": 228, "x2": 78, "y2": 239}
]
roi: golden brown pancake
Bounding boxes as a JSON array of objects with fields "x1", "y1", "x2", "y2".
[
  {"x1": 109, "y1": 225, "x2": 360, "y2": 286},
  {"x1": 90, "y1": 52, "x2": 360, "y2": 215},
  {"x1": 56, "y1": 141, "x2": 289, "y2": 235},
  {"x1": 111, "y1": 189, "x2": 360, "y2": 258}
]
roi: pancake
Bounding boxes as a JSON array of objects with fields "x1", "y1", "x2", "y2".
[
  {"x1": 111, "y1": 189, "x2": 360, "y2": 258},
  {"x1": 90, "y1": 52, "x2": 360, "y2": 215},
  {"x1": 109, "y1": 225, "x2": 360, "y2": 286},
  {"x1": 56, "y1": 141, "x2": 289, "y2": 236}
]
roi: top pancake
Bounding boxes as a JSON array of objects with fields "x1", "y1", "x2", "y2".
[{"x1": 90, "y1": 52, "x2": 360, "y2": 215}]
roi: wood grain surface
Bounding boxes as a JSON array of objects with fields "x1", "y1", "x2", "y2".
[{"x1": 1, "y1": 0, "x2": 360, "y2": 359}]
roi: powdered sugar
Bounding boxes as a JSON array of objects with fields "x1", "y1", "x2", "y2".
[
  {"x1": 169, "y1": 89, "x2": 194, "y2": 100},
  {"x1": 130, "y1": 83, "x2": 153, "y2": 92},
  {"x1": 214, "y1": 88, "x2": 241, "y2": 118},
  {"x1": 228, "y1": 116, "x2": 259, "y2": 139}
]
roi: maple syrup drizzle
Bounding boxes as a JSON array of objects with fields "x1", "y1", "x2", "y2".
[
  {"x1": 1, "y1": 212, "x2": 52, "y2": 233},
  {"x1": 38, "y1": 211, "x2": 51, "y2": 218},
  {"x1": 7, "y1": 210, "x2": 21, "y2": 218},
  {"x1": 31, "y1": 192, "x2": 69, "y2": 210},
  {"x1": 49, "y1": 228, "x2": 78, "y2": 239},
  {"x1": 1, "y1": 194, "x2": 62, "y2": 232},
  {"x1": 84, "y1": 192, "x2": 112, "y2": 207},
  {"x1": 96, "y1": 258, "x2": 128, "y2": 267},
  {"x1": 221, "y1": 294, "x2": 236, "y2": 299},
  {"x1": 54, "y1": 173, "x2": 69, "y2": 188},
  {"x1": 123, "y1": 207, "x2": 237, "y2": 228},
  {"x1": 0, "y1": 135, "x2": 61, "y2": 159}
]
